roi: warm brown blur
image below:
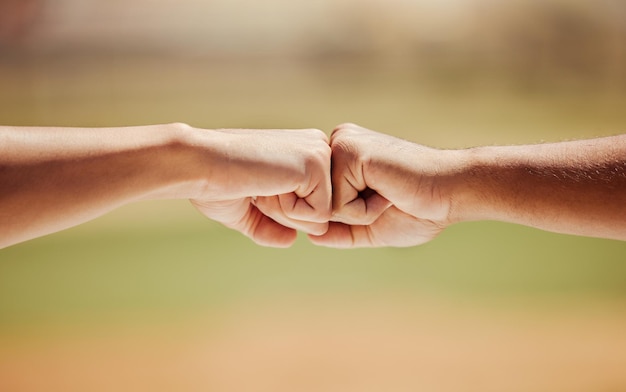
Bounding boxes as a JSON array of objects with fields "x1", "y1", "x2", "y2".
[
  {"x1": 4, "y1": 0, "x2": 626, "y2": 90},
  {"x1": 1, "y1": 1, "x2": 626, "y2": 391},
  {"x1": 0, "y1": 0, "x2": 42, "y2": 47}
]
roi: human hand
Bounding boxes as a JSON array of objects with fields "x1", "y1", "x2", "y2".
[
  {"x1": 191, "y1": 128, "x2": 332, "y2": 248},
  {"x1": 309, "y1": 123, "x2": 455, "y2": 248},
  {"x1": 5, "y1": 121, "x2": 620, "y2": 250}
]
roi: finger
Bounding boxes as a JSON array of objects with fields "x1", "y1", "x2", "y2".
[
  {"x1": 332, "y1": 189, "x2": 392, "y2": 225},
  {"x1": 233, "y1": 209, "x2": 298, "y2": 248},
  {"x1": 240, "y1": 203, "x2": 298, "y2": 248},
  {"x1": 331, "y1": 122, "x2": 363, "y2": 140},
  {"x1": 329, "y1": 134, "x2": 362, "y2": 215},
  {"x1": 329, "y1": 133, "x2": 390, "y2": 225},
  {"x1": 279, "y1": 184, "x2": 331, "y2": 224},
  {"x1": 308, "y1": 222, "x2": 377, "y2": 248},
  {"x1": 194, "y1": 198, "x2": 297, "y2": 248},
  {"x1": 280, "y1": 148, "x2": 332, "y2": 224},
  {"x1": 311, "y1": 206, "x2": 443, "y2": 248},
  {"x1": 362, "y1": 205, "x2": 442, "y2": 247},
  {"x1": 256, "y1": 195, "x2": 329, "y2": 236}
]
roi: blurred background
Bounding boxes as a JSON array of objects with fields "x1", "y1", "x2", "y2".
[{"x1": 1, "y1": 0, "x2": 626, "y2": 390}]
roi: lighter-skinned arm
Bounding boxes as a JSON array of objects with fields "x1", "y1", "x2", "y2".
[
  {"x1": 0, "y1": 123, "x2": 331, "y2": 249},
  {"x1": 310, "y1": 123, "x2": 626, "y2": 248}
]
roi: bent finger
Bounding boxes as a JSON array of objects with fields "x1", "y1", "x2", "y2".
[
  {"x1": 256, "y1": 195, "x2": 329, "y2": 236},
  {"x1": 308, "y1": 222, "x2": 378, "y2": 248},
  {"x1": 279, "y1": 184, "x2": 331, "y2": 223},
  {"x1": 332, "y1": 189, "x2": 392, "y2": 225},
  {"x1": 242, "y1": 204, "x2": 298, "y2": 248}
]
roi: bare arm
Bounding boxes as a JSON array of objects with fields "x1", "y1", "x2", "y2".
[
  {"x1": 0, "y1": 124, "x2": 331, "y2": 249},
  {"x1": 310, "y1": 123, "x2": 626, "y2": 248},
  {"x1": 447, "y1": 135, "x2": 626, "y2": 240}
]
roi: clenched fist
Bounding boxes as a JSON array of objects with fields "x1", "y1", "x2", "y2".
[
  {"x1": 311, "y1": 123, "x2": 626, "y2": 247},
  {"x1": 191, "y1": 128, "x2": 332, "y2": 248},
  {"x1": 2, "y1": 122, "x2": 624, "y2": 249},
  {"x1": 0, "y1": 124, "x2": 332, "y2": 249},
  {"x1": 309, "y1": 123, "x2": 454, "y2": 248}
]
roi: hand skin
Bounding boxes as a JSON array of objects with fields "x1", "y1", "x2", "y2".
[
  {"x1": 0, "y1": 123, "x2": 331, "y2": 249},
  {"x1": 309, "y1": 123, "x2": 626, "y2": 248}
]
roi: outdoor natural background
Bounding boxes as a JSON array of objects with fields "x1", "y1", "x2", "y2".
[{"x1": 1, "y1": 0, "x2": 626, "y2": 391}]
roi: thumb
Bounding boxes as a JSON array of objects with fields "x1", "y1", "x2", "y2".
[{"x1": 329, "y1": 132, "x2": 392, "y2": 225}]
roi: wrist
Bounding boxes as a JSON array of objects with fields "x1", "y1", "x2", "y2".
[
  {"x1": 435, "y1": 147, "x2": 492, "y2": 226},
  {"x1": 442, "y1": 145, "x2": 523, "y2": 225},
  {"x1": 138, "y1": 122, "x2": 219, "y2": 201}
]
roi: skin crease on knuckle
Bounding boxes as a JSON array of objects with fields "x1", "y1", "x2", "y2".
[{"x1": 330, "y1": 136, "x2": 361, "y2": 167}]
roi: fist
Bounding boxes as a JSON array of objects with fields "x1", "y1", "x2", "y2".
[
  {"x1": 192, "y1": 128, "x2": 332, "y2": 247},
  {"x1": 310, "y1": 123, "x2": 452, "y2": 248}
]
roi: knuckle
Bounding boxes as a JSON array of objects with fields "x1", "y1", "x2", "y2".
[
  {"x1": 334, "y1": 123, "x2": 358, "y2": 132},
  {"x1": 313, "y1": 207, "x2": 332, "y2": 222},
  {"x1": 308, "y1": 128, "x2": 328, "y2": 138},
  {"x1": 331, "y1": 208, "x2": 355, "y2": 225},
  {"x1": 312, "y1": 222, "x2": 330, "y2": 236},
  {"x1": 301, "y1": 128, "x2": 329, "y2": 143},
  {"x1": 331, "y1": 123, "x2": 361, "y2": 139},
  {"x1": 169, "y1": 122, "x2": 191, "y2": 132},
  {"x1": 331, "y1": 138, "x2": 361, "y2": 163},
  {"x1": 305, "y1": 145, "x2": 331, "y2": 167}
]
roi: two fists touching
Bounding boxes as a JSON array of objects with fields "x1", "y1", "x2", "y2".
[
  {"x1": 2, "y1": 122, "x2": 623, "y2": 249},
  {"x1": 192, "y1": 123, "x2": 452, "y2": 248},
  {"x1": 2, "y1": 122, "x2": 447, "y2": 249},
  {"x1": 191, "y1": 123, "x2": 626, "y2": 247}
]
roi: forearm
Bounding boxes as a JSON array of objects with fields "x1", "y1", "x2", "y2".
[
  {"x1": 0, "y1": 123, "x2": 207, "y2": 248},
  {"x1": 446, "y1": 135, "x2": 626, "y2": 240}
]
